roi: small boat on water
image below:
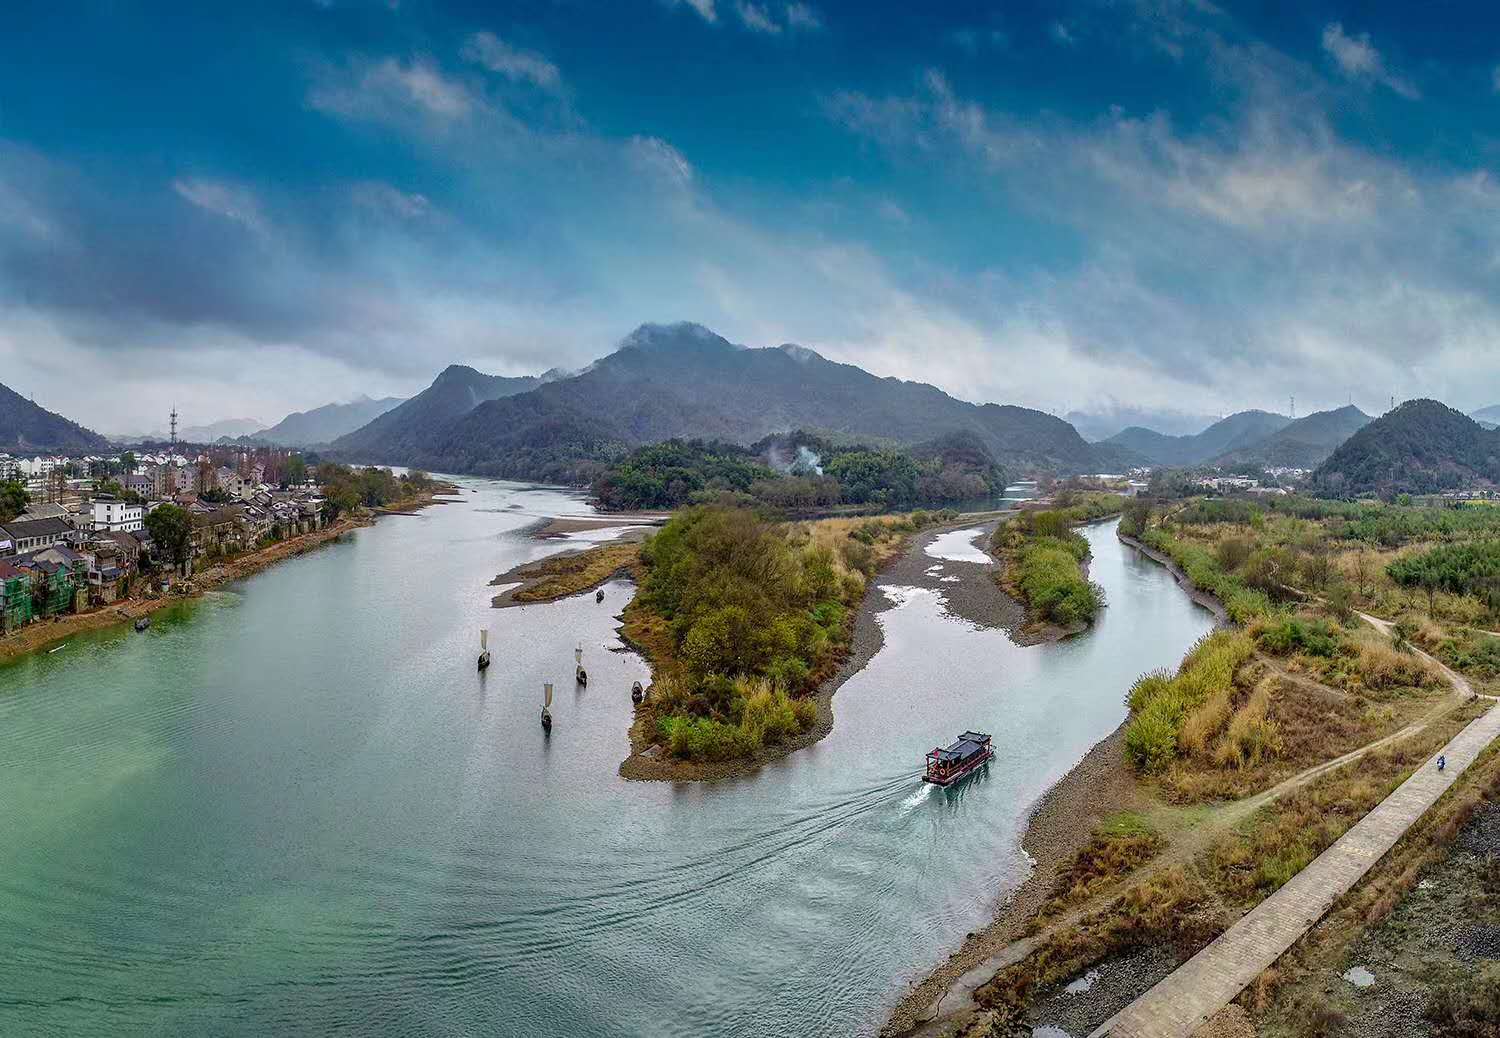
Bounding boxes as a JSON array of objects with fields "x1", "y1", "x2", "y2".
[
  {"x1": 134, "y1": 617, "x2": 150, "y2": 632},
  {"x1": 541, "y1": 682, "x2": 553, "y2": 732},
  {"x1": 477, "y1": 628, "x2": 491, "y2": 671},
  {"x1": 631, "y1": 680, "x2": 644, "y2": 704},
  {"x1": 923, "y1": 731, "x2": 994, "y2": 786},
  {"x1": 596, "y1": 588, "x2": 605, "y2": 603}
]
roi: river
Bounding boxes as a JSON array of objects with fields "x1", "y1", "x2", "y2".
[{"x1": 0, "y1": 480, "x2": 1214, "y2": 1037}]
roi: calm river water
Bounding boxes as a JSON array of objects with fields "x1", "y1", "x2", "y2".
[{"x1": 0, "y1": 481, "x2": 1214, "y2": 1037}]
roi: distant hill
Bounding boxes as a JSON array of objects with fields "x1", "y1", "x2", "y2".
[
  {"x1": 260, "y1": 396, "x2": 406, "y2": 446},
  {"x1": 182, "y1": 418, "x2": 265, "y2": 442},
  {"x1": 335, "y1": 323, "x2": 1118, "y2": 481},
  {"x1": 332, "y1": 366, "x2": 554, "y2": 459},
  {"x1": 1310, "y1": 399, "x2": 1500, "y2": 497},
  {"x1": 114, "y1": 417, "x2": 267, "y2": 443},
  {"x1": 0, "y1": 381, "x2": 112, "y2": 454},
  {"x1": 1066, "y1": 405, "x2": 1219, "y2": 441},
  {"x1": 1470, "y1": 405, "x2": 1500, "y2": 430},
  {"x1": 1103, "y1": 410, "x2": 1292, "y2": 467},
  {"x1": 1214, "y1": 405, "x2": 1372, "y2": 469}
]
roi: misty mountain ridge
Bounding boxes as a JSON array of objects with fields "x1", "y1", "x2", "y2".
[
  {"x1": 259, "y1": 396, "x2": 407, "y2": 447},
  {"x1": 333, "y1": 322, "x2": 1117, "y2": 481},
  {"x1": 1103, "y1": 410, "x2": 1292, "y2": 467},
  {"x1": 1066, "y1": 404, "x2": 1220, "y2": 441}
]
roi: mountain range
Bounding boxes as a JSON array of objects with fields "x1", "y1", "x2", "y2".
[
  {"x1": 1312, "y1": 400, "x2": 1500, "y2": 497},
  {"x1": 1102, "y1": 410, "x2": 1293, "y2": 468},
  {"x1": 331, "y1": 323, "x2": 1121, "y2": 480},
  {"x1": 1211, "y1": 406, "x2": 1373, "y2": 470},
  {"x1": 1064, "y1": 405, "x2": 1221, "y2": 441},
  {"x1": 331, "y1": 366, "x2": 564, "y2": 460},
  {"x1": 258, "y1": 396, "x2": 406, "y2": 447},
  {"x1": 0, "y1": 382, "x2": 112, "y2": 454}
]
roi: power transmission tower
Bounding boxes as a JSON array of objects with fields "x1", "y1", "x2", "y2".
[{"x1": 1289, "y1": 395, "x2": 1295, "y2": 420}]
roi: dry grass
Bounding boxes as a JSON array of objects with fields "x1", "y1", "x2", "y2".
[
  {"x1": 1040, "y1": 813, "x2": 1164, "y2": 919},
  {"x1": 1209, "y1": 704, "x2": 1483, "y2": 907},
  {"x1": 978, "y1": 864, "x2": 1223, "y2": 1020},
  {"x1": 1213, "y1": 676, "x2": 1283, "y2": 771},
  {"x1": 509, "y1": 542, "x2": 641, "y2": 603}
]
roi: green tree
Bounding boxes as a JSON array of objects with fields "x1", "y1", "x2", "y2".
[
  {"x1": 283, "y1": 455, "x2": 307, "y2": 486},
  {"x1": 0, "y1": 479, "x2": 29, "y2": 523},
  {"x1": 144, "y1": 504, "x2": 192, "y2": 570},
  {"x1": 120, "y1": 451, "x2": 137, "y2": 473}
]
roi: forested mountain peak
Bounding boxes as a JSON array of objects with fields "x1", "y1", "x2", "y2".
[{"x1": 1311, "y1": 399, "x2": 1500, "y2": 497}]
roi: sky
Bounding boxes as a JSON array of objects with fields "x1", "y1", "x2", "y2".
[{"x1": 2, "y1": 1, "x2": 1500, "y2": 434}]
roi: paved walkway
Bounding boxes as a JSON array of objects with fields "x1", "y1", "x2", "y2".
[{"x1": 1091, "y1": 696, "x2": 1500, "y2": 1038}]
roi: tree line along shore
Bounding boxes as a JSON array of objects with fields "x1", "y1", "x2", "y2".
[{"x1": 895, "y1": 491, "x2": 1500, "y2": 1038}]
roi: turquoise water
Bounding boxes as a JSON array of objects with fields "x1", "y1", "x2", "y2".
[{"x1": 0, "y1": 482, "x2": 1214, "y2": 1037}]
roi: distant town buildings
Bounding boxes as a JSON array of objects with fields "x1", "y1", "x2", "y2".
[{"x1": 0, "y1": 440, "x2": 326, "y2": 635}]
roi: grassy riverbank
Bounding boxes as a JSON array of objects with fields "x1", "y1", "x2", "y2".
[{"x1": 989, "y1": 492, "x2": 1119, "y2": 637}]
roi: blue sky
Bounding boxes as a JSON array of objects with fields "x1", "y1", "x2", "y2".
[{"x1": 2, "y1": 1, "x2": 1499, "y2": 433}]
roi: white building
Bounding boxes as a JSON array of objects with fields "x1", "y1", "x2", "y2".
[{"x1": 92, "y1": 495, "x2": 144, "y2": 533}]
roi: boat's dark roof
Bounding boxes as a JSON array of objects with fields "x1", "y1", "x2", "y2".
[
  {"x1": 958, "y1": 731, "x2": 991, "y2": 743},
  {"x1": 932, "y1": 738, "x2": 987, "y2": 763}
]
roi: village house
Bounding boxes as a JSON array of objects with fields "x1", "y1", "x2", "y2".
[
  {"x1": 0, "y1": 516, "x2": 77, "y2": 557},
  {"x1": 0, "y1": 561, "x2": 33, "y2": 633},
  {"x1": 92, "y1": 494, "x2": 144, "y2": 533},
  {"x1": 12, "y1": 549, "x2": 89, "y2": 617}
]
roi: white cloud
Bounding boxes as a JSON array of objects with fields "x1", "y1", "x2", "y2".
[
  {"x1": 1050, "y1": 21, "x2": 1076, "y2": 46},
  {"x1": 308, "y1": 56, "x2": 477, "y2": 126},
  {"x1": 627, "y1": 136, "x2": 695, "y2": 188},
  {"x1": 461, "y1": 31, "x2": 562, "y2": 92},
  {"x1": 736, "y1": 2, "x2": 780, "y2": 34},
  {"x1": 817, "y1": 55, "x2": 1500, "y2": 413},
  {"x1": 784, "y1": 3, "x2": 822, "y2": 30},
  {"x1": 668, "y1": 0, "x2": 717, "y2": 24},
  {"x1": 1321, "y1": 22, "x2": 1419, "y2": 99},
  {"x1": 351, "y1": 181, "x2": 434, "y2": 219},
  {"x1": 171, "y1": 177, "x2": 269, "y2": 237}
]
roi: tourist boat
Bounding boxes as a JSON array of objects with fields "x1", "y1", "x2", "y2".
[
  {"x1": 134, "y1": 617, "x2": 150, "y2": 632},
  {"x1": 923, "y1": 731, "x2": 994, "y2": 786},
  {"x1": 631, "y1": 680, "x2": 644, "y2": 704},
  {"x1": 477, "y1": 628, "x2": 491, "y2": 671},
  {"x1": 541, "y1": 682, "x2": 553, "y2": 732}
]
